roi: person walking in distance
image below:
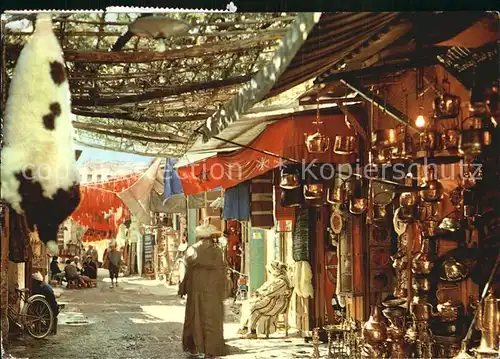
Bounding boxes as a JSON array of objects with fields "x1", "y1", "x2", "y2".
[
  {"x1": 105, "y1": 243, "x2": 122, "y2": 288},
  {"x1": 179, "y1": 222, "x2": 226, "y2": 358}
]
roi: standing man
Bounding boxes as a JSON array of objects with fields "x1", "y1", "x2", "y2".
[
  {"x1": 86, "y1": 245, "x2": 99, "y2": 263},
  {"x1": 105, "y1": 243, "x2": 122, "y2": 288},
  {"x1": 179, "y1": 223, "x2": 226, "y2": 358}
]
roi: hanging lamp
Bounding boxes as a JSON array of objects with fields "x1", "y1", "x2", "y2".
[{"x1": 305, "y1": 90, "x2": 330, "y2": 154}]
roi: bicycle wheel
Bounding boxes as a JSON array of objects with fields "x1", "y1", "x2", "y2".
[{"x1": 23, "y1": 296, "x2": 53, "y2": 339}]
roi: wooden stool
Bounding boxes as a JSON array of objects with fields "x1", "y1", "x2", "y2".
[{"x1": 67, "y1": 279, "x2": 80, "y2": 289}]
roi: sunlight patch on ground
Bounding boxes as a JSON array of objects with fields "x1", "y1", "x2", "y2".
[{"x1": 128, "y1": 305, "x2": 186, "y2": 324}]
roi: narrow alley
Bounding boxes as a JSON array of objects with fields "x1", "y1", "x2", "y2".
[{"x1": 5, "y1": 270, "x2": 323, "y2": 359}]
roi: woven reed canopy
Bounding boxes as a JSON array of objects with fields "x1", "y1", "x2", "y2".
[{"x1": 2, "y1": 12, "x2": 300, "y2": 156}]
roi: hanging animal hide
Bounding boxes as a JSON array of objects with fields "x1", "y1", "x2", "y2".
[{"x1": 1, "y1": 14, "x2": 80, "y2": 253}]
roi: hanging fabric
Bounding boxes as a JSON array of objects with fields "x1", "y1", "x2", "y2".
[
  {"x1": 163, "y1": 158, "x2": 183, "y2": 201},
  {"x1": 292, "y1": 208, "x2": 311, "y2": 262},
  {"x1": 223, "y1": 182, "x2": 250, "y2": 221},
  {"x1": 250, "y1": 173, "x2": 274, "y2": 229},
  {"x1": 8, "y1": 206, "x2": 30, "y2": 263}
]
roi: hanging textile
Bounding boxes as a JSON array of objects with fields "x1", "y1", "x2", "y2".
[
  {"x1": 250, "y1": 173, "x2": 274, "y2": 229},
  {"x1": 71, "y1": 173, "x2": 140, "y2": 239},
  {"x1": 292, "y1": 208, "x2": 311, "y2": 262},
  {"x1": 8, "y1": 206, "x2": 30, "y2": 263},
  {"x1": 274, "y1": 186, "x2": 296, "y2": 226},
  {"x1": 164, "y1": 158, "x2": 183, "y2": 201},
  {"x1": 118, "y1": 159, "x2": 162, "y2": 225},
  {"x1": 223, "y1": 182, "x2": 250, "y2": 221}
]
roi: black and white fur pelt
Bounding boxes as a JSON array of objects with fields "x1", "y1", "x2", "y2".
[{"x1": 1, "y1": 14, "x2": 81, "y2": 253}]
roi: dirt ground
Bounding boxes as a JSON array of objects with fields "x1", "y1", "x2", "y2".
[{"x1": 4, "y1": 270, "x2": 323, "y2": 359}]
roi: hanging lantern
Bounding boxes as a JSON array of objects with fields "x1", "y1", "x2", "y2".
[
  {"x1": 432, "y1": 74, "x2": 461, "y2": 119},
  {"x1": 459, "y1": 114, "x2": 494, "y2": 158},
  {"x1": 305, "y1": 92, "x2": 330, "y2": 154},
  {"x1": 371, "y1": 129, "x2": 397, "y2": 164},
  {"x1": 349, "y1": 177, "x2": 368, "y2": 215}
]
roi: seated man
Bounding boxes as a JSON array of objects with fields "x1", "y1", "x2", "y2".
[
  {"x1": 82, "y1": 255, "x2": 97, "y2": 280},
  {"x1": 31, "y1": 272, "x2": 61, "y2": 318},
  {"x1": 237, "y1": 261, "x2": 293, "y2": 339},
  {"x1": 64, "y1": 259, "x2": 88, "y2": 287},
  {"x1": 50, "y1": 256, "x2": 65, "y2": 284}
]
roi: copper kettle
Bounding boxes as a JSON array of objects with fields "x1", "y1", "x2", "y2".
[{"x1": 305, "y1": 131, "x2": 330, "y2": 154}]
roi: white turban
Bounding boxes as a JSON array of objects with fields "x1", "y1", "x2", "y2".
[
  {"x1": 32, "y1": 272, "x2": 43, "y2": 281},
  {"x1": 195, "y1": 223, "x2": 220, "y2": 238}
]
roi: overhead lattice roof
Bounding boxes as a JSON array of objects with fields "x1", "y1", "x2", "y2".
[{"x1": 2, "y1": 12, "x2": 298, "y2": 157}]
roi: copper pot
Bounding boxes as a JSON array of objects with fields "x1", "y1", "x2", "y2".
[
  {"x1": 305, "y1": 131, "x2": 330, "y2": 154},
  {"x1": 303, "y1": 183, "x2": 324, "y2": 200},
  {"x1": 419, "y1": 167, "x2": 443, "y2": 203},
  {"x1": 327, "y1": 177, "x2": 346, "y2": 205},
  {"x1": 399, "y1": 191, "x2": 418, "y2": 208},
  {"x1": 280, "y1": 172, "x2": 300, "y2": 190},
  {"x1": 433, "y1": 93, "x2": 461, "y2": 119},
  {"x1": 350, "y1": 198, "x2": 368, "y2": 215},
  {"x1": 333, "y1": 135, "x2": 356, "y2": 155}
]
